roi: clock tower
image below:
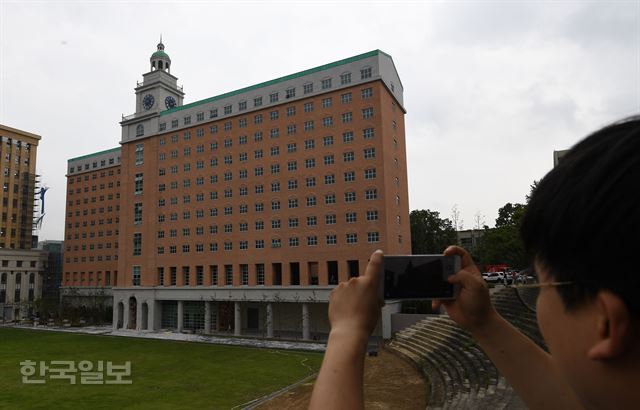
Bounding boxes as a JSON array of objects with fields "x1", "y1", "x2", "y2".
[{"x1": 120, "y1": 38, "x2": 185, "y2": 142}]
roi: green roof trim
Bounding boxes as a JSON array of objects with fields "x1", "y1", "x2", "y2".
[
  {"x1": 161, "y1": 49, "x2": 390, "y2": 116},
  {"x1": 68, "y1": 147, "x2": 121, "y2": 163}
]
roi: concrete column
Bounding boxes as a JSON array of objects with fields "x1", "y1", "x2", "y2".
[
  {"x1": 214, "y1": 302, "x2": 220, "y2": 331},
  {"x1": 234, "y1": 301, "x2": 241, "y2": 336},
  {"x1": 266, "y1": 303, "x2": 274, "y2": 338},
  {"x1": 112, "y1": 300, "x2": 119, "y2": 330},
  {"x1": 302, "y1": 303, "x2": 310, "y2": 340},
  {"x1": 136, "y1": 299, "x2": 143, "y2": 331},
  {"x1": 153, "y1": 300, "x2": 162, "y2": 330},
  {"x1": 204, "y1": 301, "x2": 212, "y2": 334},
  {"x1": 123, "y1": 298, "x2": 130, "y2": 330},
  {"x1": 177, "y1": 300, "x2": 184, "y2": 332}
]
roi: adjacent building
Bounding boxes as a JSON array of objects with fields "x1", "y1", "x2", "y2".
[
  {"x1": 0, "y1": 124, "x2": 46, "y2": 321},
  {"x1": 63, "y1": 42, "x2": 411, "y2": 338}
]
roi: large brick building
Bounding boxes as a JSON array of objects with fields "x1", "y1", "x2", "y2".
[
  {"x1": 0, "y1": 124, "x2": 46, "y2": 321},
  {"x1": 64, "y1": 41, "x2": 410, "y2": 338}
]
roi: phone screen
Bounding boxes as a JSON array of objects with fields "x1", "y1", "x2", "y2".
[{"x1": 383, "y1": 255, "x2": 456, "y2": 299}]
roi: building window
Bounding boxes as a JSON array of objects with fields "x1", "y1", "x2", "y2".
[
  {"x1": 256, "y1": 264, "x2": 265, "y2": 285},
  {"x1": 303, "y1": 102, "x2": 314, "y2": 112},
  {"x1": 254, "y1": 114, "x2": 263, "y2": 124},
  {"x1": 324, "y1": 154, "x2": 334, "y2": 165},
  {"x1": 184, "y1": 116, "x2": 192, "y2": 125},
  {"x1": 361, "y1": 66, "x2": 372, "y2": 79},
  {"x1": 224, "y1": 105, "x2": 232, "y2": 115},
  {"x1": 343, "y1": 151, "x2": 354, "y2": 162},
  {"x1": 304, "y1": 121, "x2": 314, "y2": 132},
  {"x1": 255, "y1": 239, "x2": 265, "y2": 249},
  {"x1": 367, "y1": 231, "x2": 380, "y2": 243},
  {"x1": 210, "y1": 265, "x2": 218, "y2": 285},
  {"x1": 366, "y1": 210, "x2": 379, "y2": 221},
  {"x1": 364, "y1": 168, "x2": 376, "y2": 179},
  {"x1": 326, "y1": 234, "x2": 337, "y2": 245},
  {"x1": 306, "y1": 196, "x2": 316, "y2": 207},
  {"x1": 307, "y1": 236, "x2": 318, "y2": 246},
  {"x1": 340, "y1": 72, "x2": 352, "y2": 85},
  {"x1": 341, "y1": 112, "x2": 352, "y2": 123},
  {"x1": 134, "y1": 203, "x2": 142, "y2": 224},
  {"x1": 135, "y1": 144, "x2": 144, "y2": 165},
  {"x1": 363, "y1": 128, "x2": 375, "y2": 139},
  {"x1": 344, "y1": 171, "x2": 355, "y2": 182},
  {"x1": 325, "y1": 214, "x2": 336, "y2": 225},
  {"x1": 306, "y1": 177, "x2": 316, "y2": 187},
  {"x1": 365, "y1": 189, "x2": 378, "y2": 200},
  {"x1": 197, "y1": 112, "x2": 205, "y2": 121},
  {"x1": 346, "y1": 233, "x2": 358, "y2": 244},
  {"x1": 269, "y1": 92, "x2": 279, "y2": 103},
  {"x1": 239, "y1": 101, "x2": 247, "y2": 111},
  {"x1": 364, "y1": 147, "x2": 376, "y2": 159},
  {"x1": 362, "y1": 107, "x2": 374, "y2": 119},
  {"x1": 134, "y1": 173, "x2": 143, "y2": 195},
  {"x1": 136, "y1": 124, "x2": 144, "y2": 137},
  {"x1": 321, "y1": 78, "x2": 332, "y2": 90},
  {"x1": 318, "y1": 174, "x2": 332, "y2": 186},
  {"x1": 133, "y1": 233, "x2": 142, "y2": 256},
  {"x1": 132, "y1": 266, "x2": 141, "y2": 286},
  {"x1": 270, "y1": 110, "x2": 279, "y2": 121},
  {"x1": 285, "y1": 88, "x2": 296, "y2": 99},
  {"x1": 225, "y1": 265, "x2": 233, "y2": 286},
  {"x1": 344, "y1": 191, "x2": 356, "y2": 203},
  {"x1": 323, "y1": 136, "x2": 334, "y2": 146},
  {"x1": 289, "y1": 237, "x2": 299, "y2": 247},
  {"x1": 303, "y1": 83, "x2": 313, "y2": 94},
  {"x1": 254, "y1": 96, "x2": 263, "y2": 107},
  {"x1": 346, "y1": 212, "x2": 357, "y2": 223},
  {"x1": 271, "y1": 238, "x2": 282, "y2": 248},
  {"x1": 305, "y1": 139, "x2": 315, "y2": 149},
  {"x1": 307, "y1": 216, "x2": 317, "y2": 226},
  {"x1": 323, "y1": 117, "x2": 333, "y2": 127},
  {"x1": 325, "y1": 193, "x2": 336, "y2": 204},
  {"x1": 287, "y1": 142, "x2": 297, "y2": 153},
  {"x1": 361, "y1": 87, "x2": 373, "y2": 99},
  {"x1": 341, "y1": 93, "x2": 352, "y2": 104},
  {"x1": 322, "y1": 97, "x2": 332, "y2": 108}
]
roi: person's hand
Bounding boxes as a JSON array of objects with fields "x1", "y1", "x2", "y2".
[
  {"x1": 328, "y1": 250, "x2": 383, "y2": 342},
  {"x1": 432, "y1": 246, "x2": 497, "y2": 335}
]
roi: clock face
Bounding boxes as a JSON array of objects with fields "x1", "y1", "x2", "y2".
[
  {"x1": 142, "y1": 94, "x2": 155, "y2": 110},
  {"x1": 165, "y1": 96, "x2": 177, "y2": 109}
]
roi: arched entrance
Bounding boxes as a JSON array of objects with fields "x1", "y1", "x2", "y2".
[
  {"x1": 117, "y1": 302, "x2": 124, "y2": 329},
  {"x1": 128, "y1": 297, "x2": 137, "y2": 329},
  {"x1": 141, "y1": 302, "x2": 148, "y2": 330}
]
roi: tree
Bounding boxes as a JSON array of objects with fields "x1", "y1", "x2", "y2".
[
  {"x1": 475, "y1": 202, "x2": 527, "y2": 268},
  {"x1": 410, "y1": 209, "x2": 457, "y2": 254}
]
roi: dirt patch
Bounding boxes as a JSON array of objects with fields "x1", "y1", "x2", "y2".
[{"x1": 256, "y1": 348, "x2": 427, "y2": 410}]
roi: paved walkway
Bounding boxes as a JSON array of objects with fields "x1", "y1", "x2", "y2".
[{"x1": 0, "y1": 323, "x2": 327, "y2": 352}]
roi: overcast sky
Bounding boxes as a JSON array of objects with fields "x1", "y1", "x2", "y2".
[{"x1": 1, "y1": 1, "x2": 638, "y2": 242}]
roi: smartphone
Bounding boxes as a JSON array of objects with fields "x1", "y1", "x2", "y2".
[{"x1": 381, "y1": 255, "x2": 461, "y2": 300}]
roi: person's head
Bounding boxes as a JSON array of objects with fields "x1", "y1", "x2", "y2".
[{"x1": 520, "y1": 115, "x2": 640, "y2": 402}]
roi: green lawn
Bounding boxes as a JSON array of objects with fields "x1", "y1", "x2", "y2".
[{"x1": 0, "y1": 328, "x2": 323, "y2": 409}]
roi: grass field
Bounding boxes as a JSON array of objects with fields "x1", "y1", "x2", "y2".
[{"x1": 0, "y1": 328, "x2": 323, "y2": 410}]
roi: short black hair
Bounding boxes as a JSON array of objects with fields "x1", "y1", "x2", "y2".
[{"x1": 521, "y1": 115, "x2": 640, "y2": 315}]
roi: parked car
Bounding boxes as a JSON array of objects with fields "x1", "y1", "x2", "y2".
[{"x1": 482, "y1": 272, "x2": 504, "y2": 284}]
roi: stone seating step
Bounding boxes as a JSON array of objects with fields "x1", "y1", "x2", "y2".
[
  {"x1": 399, "y1": 337, "x2": 466, "y2": 407},
  {"x1": 403, "y1": 330, "x2": 480, "y2": 406}
]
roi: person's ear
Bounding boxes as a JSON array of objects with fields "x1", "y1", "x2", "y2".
[{"x1": 587, "y1": 290, "x2": 632, "y2": 360}]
